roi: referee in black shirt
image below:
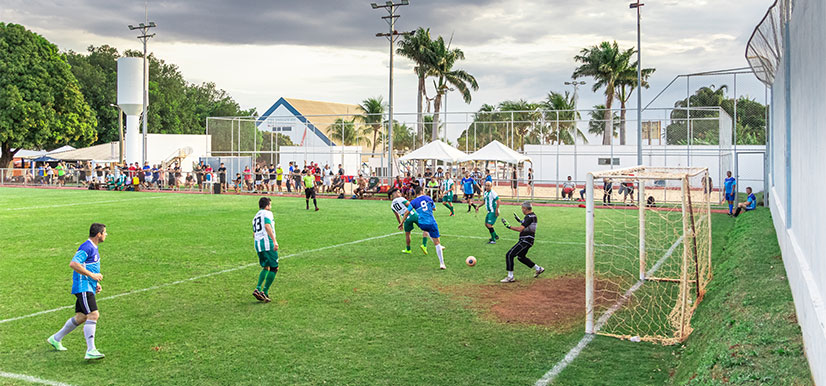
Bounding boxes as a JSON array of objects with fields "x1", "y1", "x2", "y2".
[{"x1": 500, "y1": 202, "x2": 544, "y2": 283}]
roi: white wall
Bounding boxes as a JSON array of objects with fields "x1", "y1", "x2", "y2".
[
  {"x1": 768, "y1": 0, "x2": 826, "y2": 382},
  {"x1": 257, "y1": 105, "x2": 331, "y2": 147},
  {"x1": 523, "y1": 144, "x2": 763, "y2": 193},
  {"x1": 145, "y1": 134, "x2": 211, "y2": 173}
]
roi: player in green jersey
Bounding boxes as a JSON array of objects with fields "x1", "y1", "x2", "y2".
[
  {"x1": 252, "y1": 197, "x2": 279, "y2": 302},
  {"x1": 442, "y1": 173, "x2": 455, "y2": 216},
  {"x1": 483, "y1": 181, "x2": 500, "y2": 244}
]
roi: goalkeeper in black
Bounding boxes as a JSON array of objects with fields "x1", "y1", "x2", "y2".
[{"x1": 499, "y1": 201, "x2": 544, "y2": 283}]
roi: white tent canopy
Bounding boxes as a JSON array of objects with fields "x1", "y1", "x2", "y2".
[
  {"x1": 461, "y1": 140, "x2": 532, "y2": 164},
  {"x1": 399, "y1": 140, "x2": 467, "y2": 163}
]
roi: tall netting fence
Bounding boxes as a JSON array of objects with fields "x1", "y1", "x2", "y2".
[{"x1": 585, "y1": 167, "x2": 712, "y2": 345}]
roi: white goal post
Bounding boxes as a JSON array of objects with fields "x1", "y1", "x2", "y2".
[{"x1": 585, "y1": 166, "x2": 713, "y2": 344}]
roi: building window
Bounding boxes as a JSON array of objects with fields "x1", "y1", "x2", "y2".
[
  {"x1": 598, "y1": 158, "x2": 619, "y2": 166},
  {"x1": 271, "y1": 126, "x2": 291, "y2": 132}
]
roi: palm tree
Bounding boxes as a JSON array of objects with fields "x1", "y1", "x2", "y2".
[
  {"x1": 497, "y1": 100, "x2": 541, "y2": 151},
  {"x1": 614, "y1": 56, "x2": 655, "y2": 145},
  {"x1": 588, "y1": 104, "x2": 620, "y2": 138},
  {"x1": 390, "y1": 121, "x2": 415, "y2": 152},
  {"x1": 329, "y1": 118, "x2": 370, "y2": 147},
  {"x1": 397, "y1": 28, "x2": 436, "y2": 143},
  {"x1": 428, "y1": 35, "x2": 479, "y2": 141},
  {"x1": 358, "y1": 96, "x2": 385, "y2": 154},
  {"x1": 573, "y1": 41, "x2": 633, "y2": 145},
  {"x1": 542, "y1": 91, "x2": 587, "y2": 144}
]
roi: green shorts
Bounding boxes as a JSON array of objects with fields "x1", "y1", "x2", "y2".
[
  {"x1": 485, "y1": 212, "x2": 498, "y2": 225},
  {"x1": 444, "y1": 192, "x2": 454, "y2": 202},
  {"x1": 403, "y1": 212, "x2": 419, "y2": 233},
  {"x1": 257, "y1": 250, "x2": 279, "y2": 268}
]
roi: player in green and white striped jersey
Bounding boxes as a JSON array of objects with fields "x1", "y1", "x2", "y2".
[
  {"x1": 483, "y1": 181, "x2": 500, "y2": 244},
  {"x1": 252, "y1": 197, "x2": 279, "y2": 303},
  {"x1": 441, "y1": 173, "x2": 455, "y2": 216}
]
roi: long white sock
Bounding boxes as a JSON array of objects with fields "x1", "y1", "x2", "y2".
[
  {"x1": 53, "y1": 317, "x2": 79, "y2": 342},
  {"x1": 436, "y1": 244, "x2": 445, "y2": 266},
  {"x1": 508, "y1": 271, "x2": 514, "y2": 278},
  {"x1": 84, "y1": 320, "x2": 97, "y2": 351}
]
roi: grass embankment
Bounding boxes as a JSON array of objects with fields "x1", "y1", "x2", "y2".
[{"x1": 669, "y1": 208, "x2": 812, "y2": 384}]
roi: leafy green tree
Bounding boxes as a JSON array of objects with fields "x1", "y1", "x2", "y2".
[
  {"x1": 497, "y1": 100, "x2": 541, "y2": 151},
  {"x1": 614, "y1": 57, "x2": 655, "y2": 145},
  {"x1": 541, "y1": 91, "x2": 587, "y2": 145},
  {"x1": 329, "y1": 118, "x2": 370, "y2": 147},
  {"x1": 397, "y1": 28, "x2": 436, "y2": 143},
  {"x1": 667, "y1": 85, "x2": 766, "y2": 145},
  {"x1": 0, "y1": 23, "x2": 97, "y2": 168},
  {"x1": 358, "y1": 96, "x2": 385, "y2": 154},
  {"x1": 588, "y1": 105, "x2": 619, "y2": 138},
  {"x1": 428, "y1": 36, "x2": 478, "y2": 141},
  {"x1": 573, "y1": 41, "x2": 632, "y2": 145},
  {"x1": 66, "y1": 45, "x2": 119, "y2": 144}
]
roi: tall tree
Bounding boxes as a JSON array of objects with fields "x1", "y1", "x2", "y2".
[
  {"x1": 614, "y1": 56, "x2": 655, "y2": 145},
  {"x1": 0, "y1": 23, "x2": 97, "y2": 168},
  {"x1": 429, "y1": 36, "x2": 478, "y2": 141},
  {"x1": 397, "y1": 28, "x2": 436, "y2": 144},
  {"x1": 587, "y1": 104, "x2": 620, "y2": 138},
  {"x1": 542, "y1": 91, "x2": 587, "y2": 145},
  {"x1": 329, "y1": 118, "x2": 370, "y2": 147},
  {"x1": 572, "y1": 41, "x2": 632, "y2": 145},
  {"x1": 358, "y1": 96, "x2": 385, "y2": 154},
  {"x1": 497, "y1": 100, "x2": 540, "y2": 151},
  {"x1": 66, "y1": 45, "x2": 119, "y2": 144}
]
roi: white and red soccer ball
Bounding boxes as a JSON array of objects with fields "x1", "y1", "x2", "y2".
[{"x1": 466, "y1": 256, "x2": 476, "y2": 266}]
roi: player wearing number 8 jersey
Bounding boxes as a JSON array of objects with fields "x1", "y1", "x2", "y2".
[
  {"x1": 252, "y1": 197, "x2": 279, "y2": 303},
  {"x1": 483, "y1": 181, "x2": 500, "y2": 244},
  {"x1": 441, "y1": 173, "x2": 455, "y2": 216},
  {"x1": 400, "y1": 187, "x2": 447, "y2": 269},
  {"x1": 390, "y1": 189, "x2": 430, "y2": 254}
]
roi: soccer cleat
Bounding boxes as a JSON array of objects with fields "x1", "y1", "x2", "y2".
[
  {"x1": 419, "y1": 245, "x2": 428, "y2": 255},
  {"x1": 449, "y1": 213, "x2": 454, "y2": 217},
  {"x1": 263, "y1": 294, "x2": 272, "y2": 303},
  {"x1": 495, "y1": 235, "x2": 499, "y2": 240},
  {"x1": 487, "y1": 240, "x2": 496, "y2": 244},
  {"x1": 85, "y1": 349, "x2": 105, "y2": 360},
  {"x1": 315, "y1": 208, "x2": 319, "y2": 211},
  {"x1": 401, "y1": 249, "x2": 412, "y2": 254},
  {"x1": 439, "y1": 264, "x2": 446, "y2": 270},
  {"x1": 534, "y1": 267, "x2": 545, "y2": 278},
  {"x1": 500, "y1": 277, "x2": 516, "y2": 283},
  {"x1": 253, "y1": 289, "x2": 265, "y2": 302},
  {"x1": 47, "y1": 336, "x2": 67, "y2": 351}
]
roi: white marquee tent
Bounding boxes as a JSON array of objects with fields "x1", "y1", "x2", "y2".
[
  {"x1": 399, "y1": 140, "x2": 467, "y2": 163},
  {"x1": 461, "y1": 140, "x2": 532, "y2": 164}
]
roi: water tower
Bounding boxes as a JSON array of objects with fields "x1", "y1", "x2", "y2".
[{"x1": 117, "y1": 57, "x2": 144, "y2": 165}]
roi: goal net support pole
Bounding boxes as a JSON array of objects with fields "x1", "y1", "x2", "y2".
[{"x1": 585, "y1": 172, "x2": 595, "y2": 335}]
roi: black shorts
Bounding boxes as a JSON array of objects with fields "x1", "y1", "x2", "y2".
[
  {"x1": 276, "y1": 180, "x2": 282, "y2": 186},
  {"x1": 305, "y1": 187, "x2": 316, "y2": 199},
  {"x1": 464, "y1": 193, "x2": 474, "y2": 200},
  {"x1": 74, "y1": 292, "x2": 98, "y2": 314}
]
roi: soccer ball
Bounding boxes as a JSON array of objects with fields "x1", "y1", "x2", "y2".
[{"x1": 466, "y1": 256, "x2": 477, "y2": 266}]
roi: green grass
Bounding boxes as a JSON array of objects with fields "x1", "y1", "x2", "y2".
[
  {"x1": 0, "y1": 188, "x2": 806, "y2": 385},
  {"x1": 667, "y1": 208, "x2": 813, "y2": 385}
]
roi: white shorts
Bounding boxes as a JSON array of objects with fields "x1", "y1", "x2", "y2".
[{"x1": 255, "y1": 180, "x2": 262, "y2": 185}]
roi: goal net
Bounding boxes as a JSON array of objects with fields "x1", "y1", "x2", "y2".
[{"x1": 585, "y1": 166, "x2": 712, "y2": 345}]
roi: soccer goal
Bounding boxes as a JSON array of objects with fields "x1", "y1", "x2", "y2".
[{"x1": 584, "y1": 166, "x2": 712, "y2": 345}]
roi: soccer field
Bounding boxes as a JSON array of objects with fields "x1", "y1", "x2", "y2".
[{"x1": 0, "y1": 188, "x2": 732, "y2": 385}]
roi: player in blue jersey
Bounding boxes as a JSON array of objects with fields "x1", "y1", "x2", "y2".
[
  {"x1": 733, "y1": 187, "x2": 757, "y2": 217},
  {"x1": 400, "y1": 187, "x2": 447, "y2": 269},
  {"x1": 47, "y1": 223, "x2": 107, "y2": 360},
  {"x1": 724, "y1": 171, "x2": 737, "y2": 215},
  {"x1": 461, "y1": 172, "x2": 479, "y2": 213}
]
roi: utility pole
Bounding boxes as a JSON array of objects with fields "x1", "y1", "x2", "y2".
[
  {"x1": 129, "y1": 2, "x2": 156, "y2": 165},
  {"x1": 372, "y1": 0, "x2": 412, "y2": 182},
  {"x1": 630, "y1": 1, "x2": 644, "y2": 166},
  {"x1": 565, "y1": 80, "x2": 586, "y2": 182}
]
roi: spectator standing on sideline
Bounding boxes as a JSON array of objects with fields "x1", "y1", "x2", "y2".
[
  {"x1": 276, "y1": 164, "x2": 284, "y2": 194},
  {"x1": 602, "y1": 177, "x2": 613, "y2": 204},
  {"x1": 724, "y1": 171, "x2": 737, "y2": 215},
  {"x1": 218, "y1": 163, "x2": 227, "y2": 192},
  {"x1": 527, "y1": 168, "x2": 534, "y2": 196},
  {"x1": 511, "y1": 167, "x2": 518, "y2": 196},
  {"x1": 323, "y1": 164, "x2": 332, "y2": 193}
]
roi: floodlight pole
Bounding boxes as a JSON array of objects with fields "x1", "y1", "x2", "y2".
[
  {"x1": 565, "y1": 80, "x2": 586, "y2": 182},
  {"x1": 631, "y1": 1, "x2": 644, "y2": 166},
  {"x1": 372, "y1": 0, "x2": 412, "y2": 182},
  {"x1": 129, "y1": 5, "x2": 156, "y2": 166}
]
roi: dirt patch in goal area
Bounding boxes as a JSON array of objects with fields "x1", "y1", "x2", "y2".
[{"x1": 444, "y1": 275, "x2": 616, "y2": 329}]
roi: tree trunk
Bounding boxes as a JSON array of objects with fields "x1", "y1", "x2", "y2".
[
  {"x1": 619, "y1": 99, "x2": 627, "y2": 146},
  {"x1": 417, "y1": 75, "x2": 425, "y2": 142},
  {"x1": 432, "y1": 93, "x2": 442, "y2": 142},
  {"x1": 0, "y1": 143, "x2": 18, "y2": 170},
  {"x1": 371, "y1": 124, "x2": 379, "y2": 154},
  {"x1": 602, "y1": 86, "x2": 614, "y2": 145}
]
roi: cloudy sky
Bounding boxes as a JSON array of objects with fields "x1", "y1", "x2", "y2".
[{"x1": 1, "y1": 0, "x2": 771, "y2": 140}]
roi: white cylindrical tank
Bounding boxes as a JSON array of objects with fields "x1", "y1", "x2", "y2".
[{"x1": 118, "y1": 57, "x2": 144, "y2": 165}]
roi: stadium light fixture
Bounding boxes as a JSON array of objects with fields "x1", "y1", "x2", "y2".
[
  {"x1": 128, "y1": 2, "x2": 156, "y2": 165},
  {"x1": 630, "y1": 1, "x2": 644, "y2": 166},
  {"x1": 372, "y1": 0, "x2": 413, "y2": 181}
]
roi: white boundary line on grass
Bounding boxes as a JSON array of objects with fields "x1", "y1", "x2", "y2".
[
  {"x1": 3, "y1": 196, "x2": 165, "y2": 211},
  {"x1": 535, "y1": 235, "x2": 684, "y2": 386},
  {"x1": 0, "y1": 370, "x2": 75, "y2": 386},
  {"x1": 442, "y1": 234, "x2": 620, "y2": 248},
  {"x1": 0, "y1": 232, "x2": 402, "y2": 325}
]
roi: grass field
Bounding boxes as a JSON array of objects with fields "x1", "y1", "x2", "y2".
[{"x1": 0, "y1": 187, "x2": 778, "y2": 385}]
